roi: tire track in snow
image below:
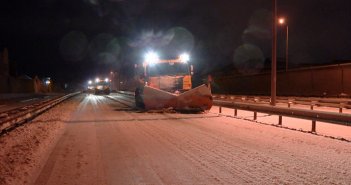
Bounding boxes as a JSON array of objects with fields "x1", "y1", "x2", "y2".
[
  {"x1": 139, "y1": 116, "x2": 324, "y2": 184},
  {"x1": 162, "y1": 116, "x2": 351, "y2": 184},
  {"x1": 135, "y1": 122, "x2": 229, "y2": 184},
  {"x1": 194, "y1": 117, "x2": 351, "y2": 184},
  {"x1": 135, "y1": 119, "x2": 252, "y2": 184}
]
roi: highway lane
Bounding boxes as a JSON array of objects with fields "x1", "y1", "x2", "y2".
[{"x1": 34, "y1": 94, "x2": 351, "y2": 185}]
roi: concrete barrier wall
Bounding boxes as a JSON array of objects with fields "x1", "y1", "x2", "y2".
[
  {"x1": 342, "y1": 65, "x2": 351, "y2": 94},
  {"x1": 214, "y1": 63, "x2": 351, "y2": 97},
  {"x1": 310, "y1": 67, "x2": 342, "y2": 96},
  {"x1": 277, "y1": 69, "x2": 313, "y2": 96}
]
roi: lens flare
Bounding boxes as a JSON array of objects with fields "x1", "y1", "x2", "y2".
[
  {"x1": 88, "y1": 33, "x2": 121, "y2": 64},
  {"x1": 60, "y1": 31, "x2": 88, "y2": 62},
  {"x1": 233, "y1": 44, "x2": 264, "y2": 74}
]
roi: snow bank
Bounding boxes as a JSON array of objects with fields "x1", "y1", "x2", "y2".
[{"x1": 0, "y1": 96, "x2": 80, "y2": 185}]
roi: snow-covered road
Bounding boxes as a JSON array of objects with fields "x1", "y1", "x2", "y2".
[{"x1": 1, "y1": 94, "x2": 351, "y2": 185}]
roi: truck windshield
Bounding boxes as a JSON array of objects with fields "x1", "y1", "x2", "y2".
[
  {"x1": 95, "y1": 81, "x2": 110, "y2": 85},
  {"x1": 148, "y1": 63, "x2": 189, "y2": 76}
]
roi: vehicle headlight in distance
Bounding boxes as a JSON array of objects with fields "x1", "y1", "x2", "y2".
[
  {"x1": 88, "y1": 80, "x2": 92, "y2": 85},
  {"x1": 105, "y1": 78, "x2": 109, "y2": 82},
  {"x1": 145, "y1": 51, "x2": 159, "y2": 66},
  {"x1": 179, "y1": 53, "x2": 190, "y2": 63},
  {"x1": 95, "y1": 78, "x2": 100, "y2": 83}
]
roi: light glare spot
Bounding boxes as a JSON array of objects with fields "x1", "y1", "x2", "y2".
[
  {"x1": 145, "y1": 51, "x2": 159, "y2": 65},
  {"x1": 179, "y1": 53, "x2": 190, "y2": 63}
]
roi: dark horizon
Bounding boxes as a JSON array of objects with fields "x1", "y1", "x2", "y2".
[{"x1": 1, "y1": 0, "x2": 351, "y2": 84}]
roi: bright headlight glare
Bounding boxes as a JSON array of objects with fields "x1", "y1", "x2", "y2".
[
  {"x1": 95, "y1": 78, "x2": 100, "y2": 83},
  {"x1": 105, "y1": 78, "x2": 109, "y2": 82},
  {"x1": 179, "y1": 53, "x2": 190, "y2": 63},
  {"x1": 88, "y1": 80, "x2": 92, "y2": 84},
  {"x1": 145, "y1": 52, "x2": 159, "y2": 65}
]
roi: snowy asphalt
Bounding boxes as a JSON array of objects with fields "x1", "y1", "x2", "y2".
[{"x1": 1, "y1": 94, "x2": 351, "y2": 185}]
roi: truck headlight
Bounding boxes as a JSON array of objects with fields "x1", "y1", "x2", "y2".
[
  {"x1": 145, "y1": 51, "x2": 159, "y2": 65},
  {"x1": 179, "y1": 53, "x2": 190, "y2": 63}
]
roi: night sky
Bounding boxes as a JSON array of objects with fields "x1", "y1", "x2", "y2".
[{"x1": 1, "y1": 0, "x2": 351, "y2": 83}]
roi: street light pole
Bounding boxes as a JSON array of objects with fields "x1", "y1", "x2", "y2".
[
  {"x1": 285, "y1": 25, "x2": 289, "y2": 71},
  {"x1": 271, "y1": 0, "x2": 277, "y2": 106}
]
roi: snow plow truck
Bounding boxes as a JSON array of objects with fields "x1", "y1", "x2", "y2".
[
  {"x1": 86, "y1": 77, "x2": 111, "y2": 95},
  {"x1": 135, "y1": 52, "x2": 212, "y2": 111}
]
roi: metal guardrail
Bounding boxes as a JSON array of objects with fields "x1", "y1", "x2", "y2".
[
  {"x1": 0, "y1": 92, "x2": 80, "y2": 134},
  {"x1": 214, "y1": 100, "x2": 351, "y2": 132},
  {"x1": 115, "y1": 90, "x2": 351, "y2": 130},
  {"x1": 117, "y1": 91, "x2": 134, "y2": 96},
  {"x1": 117, "y1": 91, "x2": 351, "y2": 110},
  {"x1": 106, "y1": 95, "x2": 134, "y2": 107},
  {"x1": 212, "y1": 94, "x2": 351, "y2": 110}
]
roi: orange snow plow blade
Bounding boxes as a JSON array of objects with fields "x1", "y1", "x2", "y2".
[{"x1": 143, "y1": 84, "x2": 213, "y2": 111}]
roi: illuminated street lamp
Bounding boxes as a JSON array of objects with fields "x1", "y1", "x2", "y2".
[
  {"x1": 278, "y1": 18, "x2": 285, "y2": 24},
  {"x1": 279, "y1": 17, "x2": 289, "y2": 72}
]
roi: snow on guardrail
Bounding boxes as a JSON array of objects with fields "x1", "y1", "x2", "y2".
[{"x1": 0, "y1": 92, "x2": 80, "y2": 134}]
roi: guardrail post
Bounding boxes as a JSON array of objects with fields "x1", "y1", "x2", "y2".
[
  {"x1": 288, "y1": 99, "x2": 294, "y2": 108},
  {"x1": 254, "y1": 112, "x2": 257, "y2": 120},
  {"x1": 311, "y1": 120, "x2": 316, "y2": 132},
  {"x1": 339, "y1": 103, "x2": 343, "y2": 113},
  {"x1": 254, "y1": 97, "x2": 259, "y2": 103},
  {"x1": 219, "y1": 106, "x2": 222, "y2": 113},
  {"x1": 278, "y1": 115, "x2": 282, "y2": 125},
  {"x1": 234, "y1": 109, "x2": 237, "y2": 116}
]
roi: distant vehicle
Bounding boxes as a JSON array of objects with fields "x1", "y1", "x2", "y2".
[
  {"x1": 135, "y1": 52, "x2": 212, "y2": 111},
  {"x1": 86, "y1": 77, "x2": 111, "y2": 95}
]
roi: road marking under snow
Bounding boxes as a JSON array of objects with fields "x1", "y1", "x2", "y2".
[{"x1": 21, "y1": 98, "x2": 38, "y2": 103}]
